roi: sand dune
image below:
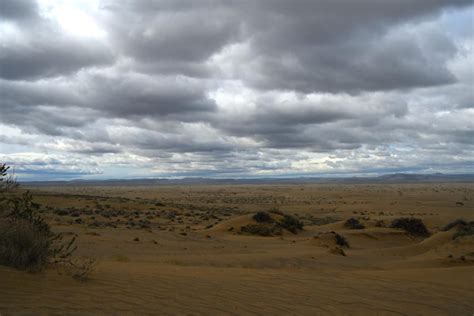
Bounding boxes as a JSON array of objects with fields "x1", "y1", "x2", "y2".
[{"x1": 1, "y1": 183, "x2": 473, "y2": 315}]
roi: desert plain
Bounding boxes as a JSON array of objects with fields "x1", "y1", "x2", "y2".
[{"x1": 1, "y1": 182, "x2": 473, "y2": 315}]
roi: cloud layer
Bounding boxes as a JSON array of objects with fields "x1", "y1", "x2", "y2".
[{"x1": 1, "y1": 0, "x2": 473, "y2": 179}]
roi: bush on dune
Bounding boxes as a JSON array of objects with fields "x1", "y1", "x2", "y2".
[
  {"x1": 334, "y1": 232, "x2": 349, "y2": 248},
  {"x1": 0, "y1": 163, "x2": 94, "y2": 279},
  {"x1": 453, "y1": 222, "x2": 474, "y2": 240},
  {"x1": 240, "y1": 223, "x2": 282, "y2": 236},
  {"x1": 443, "y1": 219, "x2": 468, "y2": 231},
  {"x1": 280, "y1": 214, "x2": 304, "y2": 234},
  {"x1": 0, "y1": 218, "x2": 51, "y2": 271},
  {"x1": 253, "y1": 211, "x2": 273, "y2": 223},
  {"x1": 344, "y1": 218, "x2": 365, "y2": 229},
  {"x1": 241, "y1": 210, "x2": 304, "y2": 236},
  {"x1": 390, "y1": 217, "x2": 430, "y2": 237}
]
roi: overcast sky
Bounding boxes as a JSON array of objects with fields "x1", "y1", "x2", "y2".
[{"x1": 0, "y1": 0, "x2": 473, "y2": 180}]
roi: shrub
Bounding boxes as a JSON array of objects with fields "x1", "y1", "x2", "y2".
[
  {"x1": 390, "y1": 218, "x2": 430, "y2": 237},
  {"x1": 0, "y1": 218, "x2": 51, "y2": 271},
  {"x1": 0, "y1": 163, "x2": 90, "y2": 277},
  {"x1": 443, "y1": 219, "x2": 467, "y2": 231},
  {"x1": 253, "y1": 211, "x2": 273, "y2": 223},
  {"x1": 240, "y1": 223, "x2": 282, "y2": 236},
  {"x1": 334, "y1": 233, "x2": 349, "y2": 248},
  {"x1": 240, "y1": 212, "x2": 304, "y2": 236},
  {"x1": 344, "y1": 218, "x2": 365, "y2": 229},
  {"x1": 453, "y1": 222, "x2": 474, "y2": 240},
  {"x1": 280, "y1": 214, "x2": 304, "y2": 234}
]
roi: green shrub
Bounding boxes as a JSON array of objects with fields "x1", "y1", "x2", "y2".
[{"x1": 390, "y1": 218, "x2": 430, "y2": 237}]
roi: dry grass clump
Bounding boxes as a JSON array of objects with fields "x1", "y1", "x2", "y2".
[
  {"x1": 344, "y1": 218, "x2": 365, "y2": 229},
  {"x1": 390, "y1": 217, "x2": 430, "y2": 237}
]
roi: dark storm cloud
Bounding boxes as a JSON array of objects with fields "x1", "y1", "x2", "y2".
[
  {"x1": 0, "y1": 72, "x2": 216, "y2": 133},
  {"x1": 83, "y1": 73, "x2": 217, "y2": 119},
  {"x1": 226, "y1": 0, "x2": 470, "y2": 93},
  {"x1": 102, "y1": 0, "x2": 471, "y2": 92},
  {"x1": 0, "y1": 38, "x2": 113, "y2": 80},
  {"x1": 0, "y1": 0, "x2": 113, "y2": 80},
  {"x1": 0, "y1": 0, "x2": 37, "y2": 20},
  {"x1": 1, "y1": 0, "x2": 473, "y2": 178}
]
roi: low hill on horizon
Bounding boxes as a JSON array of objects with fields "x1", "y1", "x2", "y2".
[{"x1": 21, "y1": 173, "x2": 474, "y2": 186}]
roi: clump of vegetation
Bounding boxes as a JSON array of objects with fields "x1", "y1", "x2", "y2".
[
  {"x1": 240, "y1": 223, "x2": 282, "y2": 236},
  {"x1": 0, "y1": 163, "x2": 94, "y2": 279},
  {"x1": 253, "y1": 211, "x2": 273, "y2": 223},
  {"x1": 280, "y1": 214, "x2": 304, "y2": 234},
  {"x1": 453, "y1": 222, "x2": 474, "y2": 240},
  {"x1": 344, "y1": 218, "x2": 365, "y2": 229},
  {"x1": 334, "y1": 232, "x2": 349, "y2": 248},
  {"x1": 390, "y1": 217, "x2": 430, "y2": 237},
  {"x1": 0, "y1": 218, "x2": 51, "y2": 271},
  {"x1": 443, "y1": 219, "x2": 468, "y2": 231},
  {"x1": 241, "y1": 211, "x2": 304, "y2": 236}
]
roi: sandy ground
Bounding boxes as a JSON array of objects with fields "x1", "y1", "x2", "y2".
[{"x1": 1, "y1": 183, "x2": 473, "y2": 315}]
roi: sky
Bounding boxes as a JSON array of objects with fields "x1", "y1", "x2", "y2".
[{"x1": 0, "y1": 0, "x2": 473, "y2": 180}]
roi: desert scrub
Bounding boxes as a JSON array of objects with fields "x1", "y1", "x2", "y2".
[
  {"x1": 334, "y1": 232, "x2": 349, "y2": 248},
  {"x1": 452, "y1": 221, "x2": 474, "y2": 240},
  {"x1": 240, "y1": 223, "x2": 282, "y2": 236},
  {"x1": 0, "y1": 218, "x2": 51, "y2": 271},
  {"x1": 240, "y1": 211, "x2": 304, "y2": 236},
  {"x1": 253, "y1": 211, "x2": 273, "y2": 223},
  {"x1": 280, "y1": 214, "x2": 304, "y2": 233},
  {"x1": 443, "y1": 219, "x2": 468, "y2": 231},
  {"x1": 344, "y1": 218, "x2": 365, "y2": 229},
  {"x1": 0, "y1": 163, "x2": 94, "y2": 279},
  {"x1": 390, "y1": 217, "x2": 430, "y2": 237}
]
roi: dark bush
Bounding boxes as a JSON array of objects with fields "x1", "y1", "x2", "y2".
[
  {"x1": 240, "y1": 212, "x2": 303, "y2": 236},
  {"x1": 0, "y1": 218, "x2": 51, "y2": 271},
  {"x1": 453, "y1": 222, "x2": 474, "y2": 240},
  {"x1": 344, "y1": 218, "x2": 365, "y2": 229},
  {"x1": 253, "y1": 211, "x2": 273, "y2": 223},
  {"x1": 334, "y1": 233, "x2": 349, "y2": 248},
  {"x1": 443, "y1": 219, "x2": 467, "y2": 231},
  {"x1": 0, "y1": 163, "x2": 87, "y2": 276},
  {"x1": 240, "y1": 224, "x2": 282, "y2": 236},
  {"x1": 390, "y1": 218, "x2": 430, "y2": 237},
  {"x1": 280, "y1": 214, "x2": 304, "y2": 234}
]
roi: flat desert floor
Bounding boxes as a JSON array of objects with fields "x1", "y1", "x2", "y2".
[{"x1": 1, "y1": 183, "x2": 474, "y2": 315}]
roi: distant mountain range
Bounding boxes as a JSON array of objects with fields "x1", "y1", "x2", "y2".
[{"x1": 21, "y1": 173, "x2": 474, "y2": 186}]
